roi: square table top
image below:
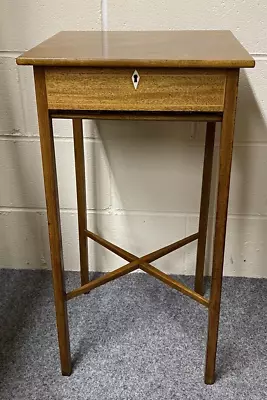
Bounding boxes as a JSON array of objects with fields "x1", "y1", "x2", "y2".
[{"x1": 16, "y1": 30, "x2": 254, "y2": 69}]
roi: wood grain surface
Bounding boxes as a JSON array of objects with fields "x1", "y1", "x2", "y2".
[
  {"x1": 50, "y1": 111, "x2": 223, "y2": 121},
  {"x1": 34, "y1": 67, "x2": 71, "y2": 376},
  {"x1": 72, "y1": 119, "x2": 89, "y2": 287},
  {"x1": 195, "y1": 122, "x2": 216, "y2": 295},
  {"x1": 16, "y1": 31, "x2": 254, "y2": 68},
  {"x1": 67, "y1": 232, "x2": 199, "y2": 300},
  {"x1": 205, "y1": 69, "x2": 240, "y2": 385},
  {"x1": 82, "y1": 229, "x2": 209, "y2": 307},
  {"x1": 45, "y1": 67, "x2": 226, "y2": 112},
  {"x1": 25, "y1": 29, "x2": 254, "y2": 384}
]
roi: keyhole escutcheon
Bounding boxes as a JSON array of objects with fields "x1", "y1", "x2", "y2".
[{"x1": 132, "y1": 70, "x2": 140, "y2": 89}]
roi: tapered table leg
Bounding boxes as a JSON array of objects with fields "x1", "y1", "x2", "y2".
[
  {"x1": 73, "y1": 119, "x2": 89, "y2": 286},
  {"x1": 34, "y1": 67, "x2": 71, "y2": 376},
  {"x1": 205, "y1": 69, "x2": 239, "y2": 384},
  {"x1": 195, "y1": 122, "x2": 216, "y2": 295}
]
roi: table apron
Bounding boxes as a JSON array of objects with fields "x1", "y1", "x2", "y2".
[{"x1": 45, "y1": 67, "x2": 226, "y2": 112}]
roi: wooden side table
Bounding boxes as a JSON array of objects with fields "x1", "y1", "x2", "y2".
[{"x1": 16, "y1": 31, "x2": 254, "y2": 384}]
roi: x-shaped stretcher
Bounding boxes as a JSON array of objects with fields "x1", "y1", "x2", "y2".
[{"x1": 66, "y1": 229, "x2": 208, "y2": 308}]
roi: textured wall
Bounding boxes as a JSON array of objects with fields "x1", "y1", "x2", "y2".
[{"x1": 0, "y1": 0, "x2": 266, "y2": 277}]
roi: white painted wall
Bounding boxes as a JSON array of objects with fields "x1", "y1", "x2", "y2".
[{"x1": 1, "y1": 0, "x2": 267, "y2": 277}]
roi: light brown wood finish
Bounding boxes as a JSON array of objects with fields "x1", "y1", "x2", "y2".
[
  {"x1": 139, "y1": 263, "x2": 209, "y2": 307},
  {"x1": 50, "y1": 111, "x2": 223, "y2": 122},
  {"x1": 73, "y1": 119, "x2": 89, "y2": 286},
  {"x1": 66, "y1": 262, "x2": 140, "y2": 301},
  {"x1": 195, "y1": 122, "x2": 216, "y2": 295},
  {"x1": 17, "y1": 31, "x2": 254, "y2": 384},
  {"x1": 45, "y1": 68, "x2": 226, "y2": 112},
  {"x1": 205, "y1": 69, "x2": 239, "y2": 384},
  {"x1": 34, "y1": 67, "x2": 71, "y2": 376},
  {"x1": 83, "y1": 229, "x2": 208, "y2": 307},
  {"x1": 17, "y1": 31, "x2": 254, "y2": 68},
  {"x1": 67, "y1": 231, "x2": 199, "y2": 300}
]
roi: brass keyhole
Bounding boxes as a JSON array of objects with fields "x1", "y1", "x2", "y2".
[{"x1": 133, "y1": 74, "x2": 138, "y2": 83}]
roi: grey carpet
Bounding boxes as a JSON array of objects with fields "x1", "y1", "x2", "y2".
[{"x1": 0, "y1": 269, "x2": 267, "y2": 400}]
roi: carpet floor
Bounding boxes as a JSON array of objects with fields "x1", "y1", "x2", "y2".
[{"x1": 0, "y1": 269, "x2": 267, "y2": 400}]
